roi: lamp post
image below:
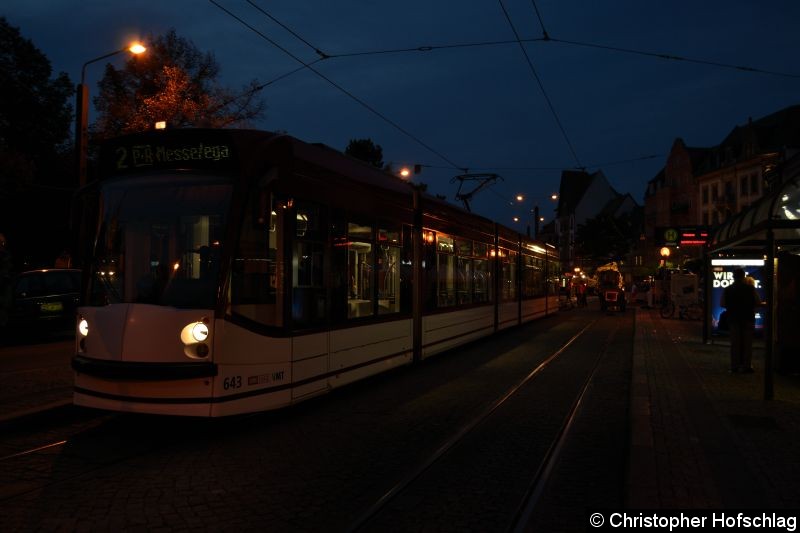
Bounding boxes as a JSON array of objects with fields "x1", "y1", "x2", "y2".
[
  {"x1": 659, "y1": 246, "x2": 671, "y2": 268},
  {"x1": 514, "y1": 193, "x2": 558, "y2": 239},
  {"x1": 75, "y1": 42, "x2": 146, "y2": 187}
]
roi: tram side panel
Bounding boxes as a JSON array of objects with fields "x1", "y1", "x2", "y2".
[
  {"x1": 421, "y1": 306, "x2": 495, "y2": 359},
  {"x1": 497, "y1": 301, "x2": 519, "y2": 330},
  {"x1": 521, "y1": 298, "x2": 548, "y2": 323},
  {"x1": 209, "y1": 319, "x2": 294, "y2": 418},
  {"x1": 328, "y1": 319, "x2": 413, "y2": 388}
]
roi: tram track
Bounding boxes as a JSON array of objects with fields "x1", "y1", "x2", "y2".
[
  {"x1": 0, "y1": 309, "x2": 632, "y2": 531},
  {"x1": 347, "y1": 316, "x2": 620, "y2": 532}
]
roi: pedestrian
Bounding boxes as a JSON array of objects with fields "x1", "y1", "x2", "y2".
[
  {"x1": 720, "y1": 268, "x2": 761, "y2": 373},
  {"x1": 54, "y1": 249, "x2": 72, "y2": 268},
  {"x1": 578, "y1": 282, "x2": 587, "y2": 307},
  {"x1": 0, "y1": 233, "x2": 13, "y2": 328}
]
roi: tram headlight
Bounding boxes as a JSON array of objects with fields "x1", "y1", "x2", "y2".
[
  {"x1": 180, "y1": 321, "x2": 210, "y2": 345},
  {"x1": 180, "y1": 320, "x2": 212, "y2": 359},
  {"x1": 191, "y1": 322, "x2": 209, "y2": 342},
  {"x1": 78, "y1": 318, "x2": 89, "y2": 337}
]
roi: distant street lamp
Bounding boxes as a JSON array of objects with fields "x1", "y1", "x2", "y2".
[
  {"x1": 514, "y1": 192, "x2": 559, "y2": 239},
  {"x1": 75, "y1": 42, "x2": 146, "y2": 186}
]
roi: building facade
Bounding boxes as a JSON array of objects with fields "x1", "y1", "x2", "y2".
[{"x1": 643, "y1": 105, "x2": 800, "y2": 270}]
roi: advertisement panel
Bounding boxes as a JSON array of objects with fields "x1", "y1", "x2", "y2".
[{"x1": 710, "y1": 259, "x2": 766, "y2": 335}]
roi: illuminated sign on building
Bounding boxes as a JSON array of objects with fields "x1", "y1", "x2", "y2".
[{"x1": 656, "y1": 226, "x2": 710, "y2": 247}]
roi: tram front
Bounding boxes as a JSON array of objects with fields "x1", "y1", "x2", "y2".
[{"x1": 72, "y1": 132, "x2": 239, "y2": 416}]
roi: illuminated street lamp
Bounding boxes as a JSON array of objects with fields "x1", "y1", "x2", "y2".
[
  {"x1": 75, "y1": 42, "x2": 146, "y2": 186},
  {"x1": 514, "y1": 193, "x2": 559, "y2": 238},
  {"x1": 659, "y1": 246, "x2": 671, "y2": 268}
]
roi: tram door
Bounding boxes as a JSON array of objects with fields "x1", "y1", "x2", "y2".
[{"x1": 290, "y1": 200, "x2": 330, "y2": 399}]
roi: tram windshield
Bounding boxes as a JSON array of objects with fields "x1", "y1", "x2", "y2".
[{"x1": 90, "y1": 175, "x2": 232, "y2": 308}]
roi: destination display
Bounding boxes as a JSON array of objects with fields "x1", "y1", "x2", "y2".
[{"x1": 99, "y1": 130, "x2": 239, "y2": 177}]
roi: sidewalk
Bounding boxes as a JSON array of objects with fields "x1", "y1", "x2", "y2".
[
  {"x1": 627, "y1": 307, "x2": 800, "y2": 508},
  {"x1": 0, "y1": 339, "x2": 73, "y2": 424}
]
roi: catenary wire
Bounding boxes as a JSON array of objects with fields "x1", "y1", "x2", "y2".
[
  {"x1": 293, "y1": 37, "x2": 799, "y2": 79},
  {"x1": 209, "y1": 3, "x2": 792, "y2": 193},
  {"x1": 210, "y1": 0, "x2": 465, "y2": 171},
  {"x1": 245, "y1": 0, "x2": 330, "y2": 59},
  {"x1": 529, "y1": 0, "x2": 551, "y2": 40},
  {"x1": 549, "y1": 37, "x2": 800, "y2": 79},
  {"x1": 496, "y1": 0, "x2": 583, "y2": 169}
]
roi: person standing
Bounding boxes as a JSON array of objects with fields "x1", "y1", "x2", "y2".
[{"x1": 720, "y1": 268, "x2": 761, "y2": 373}]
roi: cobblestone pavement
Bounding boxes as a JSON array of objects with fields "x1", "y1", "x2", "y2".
[
  {"x1": 0, "y1": 339, "x2": 73, "y2": 423},
  {"x1": 0, "y1": 309, "x2": 800, "y2": 529},
  {"x1": 627, "y1": 307, "x2": 800, "y2": 509}
]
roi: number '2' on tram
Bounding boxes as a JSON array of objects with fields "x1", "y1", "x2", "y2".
[{"x1": 71, "y1": 129, "x2": 560, "y2": 417}]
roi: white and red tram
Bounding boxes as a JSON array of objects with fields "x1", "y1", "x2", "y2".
[{"x1": 72, "y1": 129, "x2": 559, "y2": 416}]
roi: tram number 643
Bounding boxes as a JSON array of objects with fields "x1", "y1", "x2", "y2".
[{"x1": 223, "y1": 376, "x2": 242, "y2": 390}]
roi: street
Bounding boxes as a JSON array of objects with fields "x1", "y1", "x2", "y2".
[
  {"x1": 0, "y1": 307, "x2": 632, "y2": 532},
  {"x1": 0, "y1": 337, "x2": 74, "y2": 422}
]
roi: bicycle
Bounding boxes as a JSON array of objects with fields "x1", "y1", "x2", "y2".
[{"x1": 659, "y1": 298, "x2": 702, "y2": 320}]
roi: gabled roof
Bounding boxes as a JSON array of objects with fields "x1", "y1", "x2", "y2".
[
  {"x1": 556, "y1": 170, "x2": 593, "y2": 216},
  {"x1": 697, "y1": 105, "x2": 800, "y2": 174},
  {"x1": 722, "y1": 105, "x2": 800, "y2": 151}
]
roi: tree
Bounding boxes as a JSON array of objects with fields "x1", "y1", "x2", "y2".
[
  {"x1": 0, "y1": 17, "x2": 73, "y2": 189},
  {"x1": 0, "y1": 17, "x2": 74, "y2": 269},
  {"x1": 92, "y1": 29, "x2": 264, "y2": 140},
  {"x1": 345, "y1": 138, "x2": 384, "y2": 168}
]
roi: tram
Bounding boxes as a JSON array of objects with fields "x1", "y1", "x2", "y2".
[{"x1": 71, "y1": 129, "x2": 560, "y2": 416}]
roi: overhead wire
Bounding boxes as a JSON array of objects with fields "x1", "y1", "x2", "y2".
[
  {"x1": 496, "y1": 0, "x2": 583, "y2": 169},
  {"x1": 209, "y1": 1, "x2": 796, "y2": 196},
  {"x1": 529, "y1": 0, "x2": 550, "y2": 40},
  {"x1": 210, "y1": 0, "x2": 465, "y2": 171},
  {"x1": 548, "y1": 37, "x2": 800, "y2": 79},
  {"x1": 245, "y1": 0, "x2": 330, "y2": 59}
]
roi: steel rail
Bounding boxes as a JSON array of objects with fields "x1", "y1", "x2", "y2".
[{"x1": 346, "y1": 319, "x2": 598, "y2": 532}]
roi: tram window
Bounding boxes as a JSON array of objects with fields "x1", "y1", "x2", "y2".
[
  {"x1": 437, "y1": 253, "x2": 456, "y2": 307},
  {"x1": 400, "y1": 225, "x2": 413, "y2": 314},
  {"x1": 473, "y1": 258, "x2": 491, "y2": 303},
  {"x1": 292, "y1": 201, "x2": 327, "y2": 327},
  {"x1": 456, "y1": 256, "x2": 473, "y2": 305},
  {"x1": 377, "y1": 224, "x2": 401, "y2": 315},
  {"x1": 455, "y1": 238, "x2": 472, "y2": 257},
  {"x1": 437, "y1": 235, "x2": 454, "y2": 254},
  {"x1": 501, "y1": 249, "x2": 517, "y2": 301},
  {"x1": 230, "y1": 192, "x2": 283, "y2": 327},
  {"x1": 347, "y1": 221, "x2": 374, "y2": 318},
  {"x1": 547, "y1": 258, "x2": 561, "y2": 295},
  {"x1": 522, "y1": 254, "x2": 544, "y2": 298}
]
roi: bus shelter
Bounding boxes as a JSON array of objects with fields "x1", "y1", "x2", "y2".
[{"x1": 707, "y1": 173, "x2": 800, "y2": 399}]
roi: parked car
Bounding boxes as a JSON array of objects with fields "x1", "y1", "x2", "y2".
[{"x1": 7, "y1": 268, "x2": 81, "y2": 335}]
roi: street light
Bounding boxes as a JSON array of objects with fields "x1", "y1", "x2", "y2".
[
  {"x1": 75, "y1": 42, "x2": 146, "y2": 186},
  {"x1": 513, "y1": 193, "x2": 559, "y2": 238},
  {"x1": 659, "y1": 246, "x2": 671, "y2": 268}
]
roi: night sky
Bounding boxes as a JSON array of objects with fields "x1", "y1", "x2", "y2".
[{"x1": 4, "y1": 0, "x2": 799, "y2": 225}]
